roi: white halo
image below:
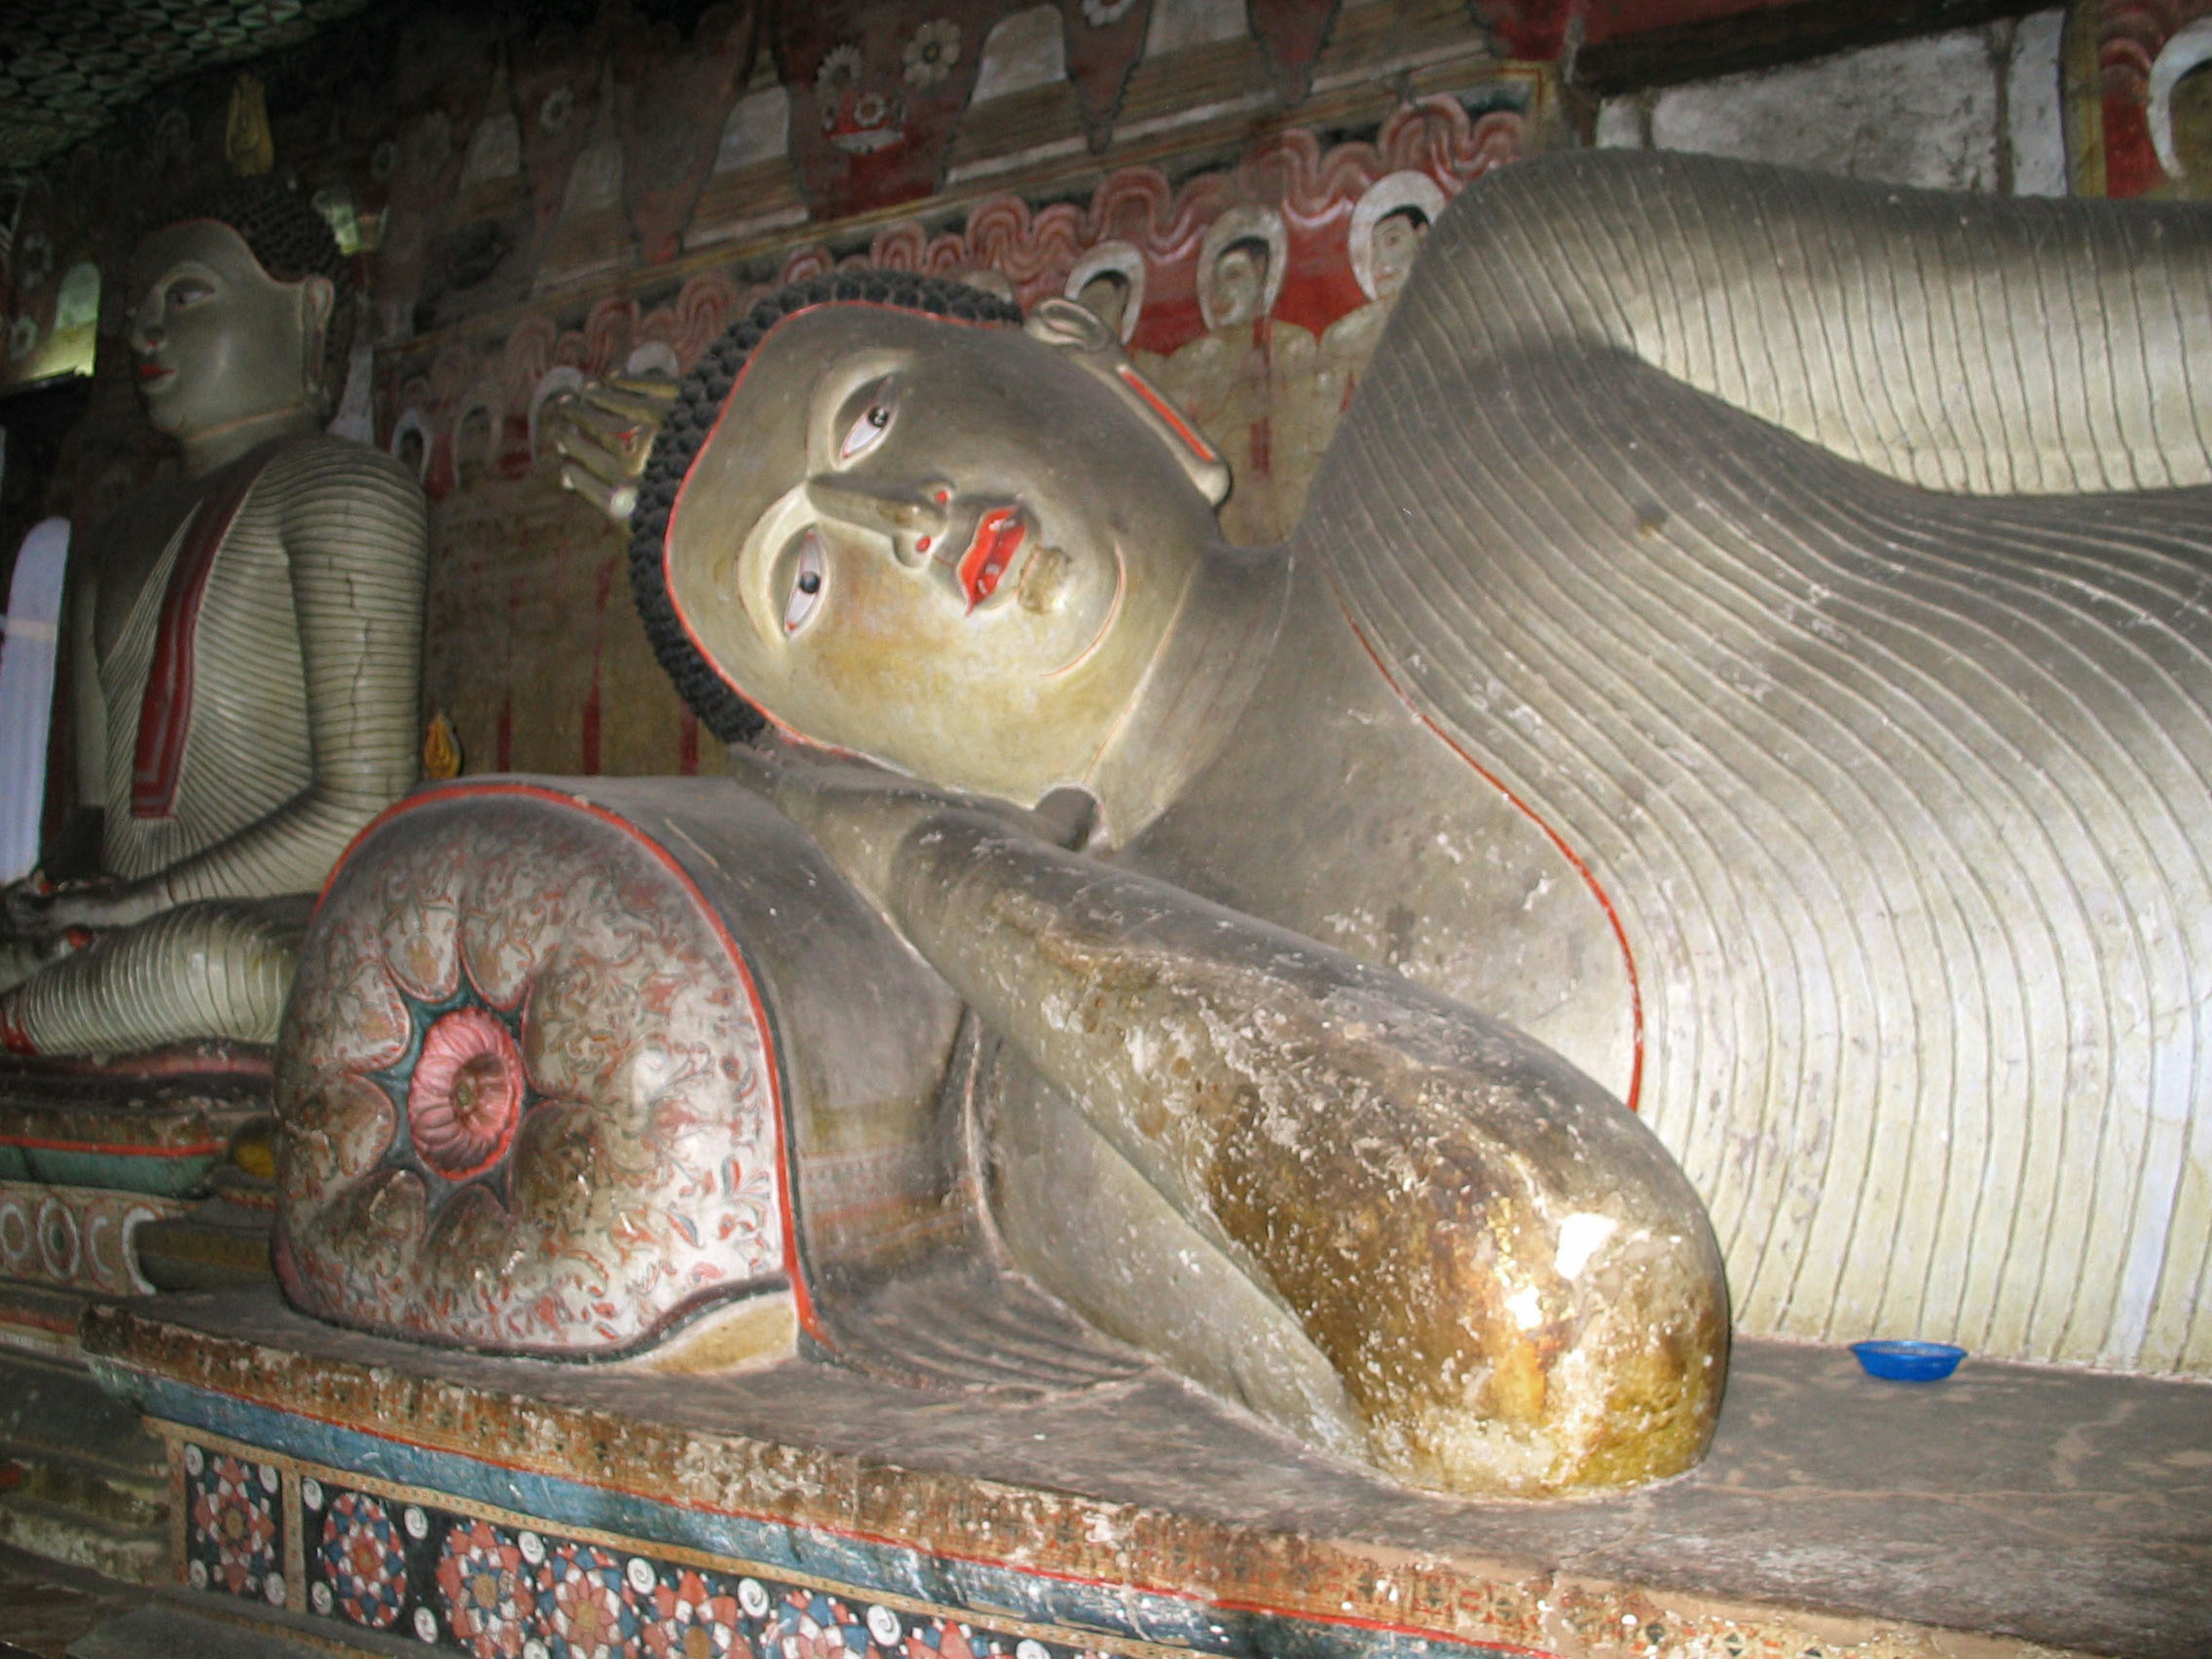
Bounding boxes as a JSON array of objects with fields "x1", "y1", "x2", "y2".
[
  {"x1": 1349, "y1": 171, "x2": 1446, "y2": 302},
  {"x1": 528, "y1": 364, "x2": 586, "y2": 454},
  {"x1": 1198, "y1": 202, "x2": 1287, "y2": 331},
  {"x1": 1063, "y1": 239, "x2": 1147, "y2": 342},
  {"x1": 388, "y1": 407, "x2": 433, "y2": 482},
  {"x1": 2150, "y1": 16, "x2": 2212, "y2": 182}
]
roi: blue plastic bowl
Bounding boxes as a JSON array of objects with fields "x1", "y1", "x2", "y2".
[{"x1": 1851, "y1": 1339, "x2": 1966, "y2": 1382}]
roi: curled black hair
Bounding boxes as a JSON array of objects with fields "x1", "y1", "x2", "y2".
[
  {"x1": 627, "y1": 271, "x2": 1024, "y2": 747},
  {"x1": 166, "y1": 177, "x2": 357, "y2": 400}
]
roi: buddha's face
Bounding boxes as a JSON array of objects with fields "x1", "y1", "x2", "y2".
[
  {"x1": 664, "y1": 304, "x2": 1219, "y2": 804},
  {"x1": 1370, "y1": 210, "x2": 1427, "y2": 302},
  {"x1": 1208, "y1": 244, "x2": 1267, "y2": 330},
  {"x1": 127, "y1": 220, "x2": 325, "y2": 442}
]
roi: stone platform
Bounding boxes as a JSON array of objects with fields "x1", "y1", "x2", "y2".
[
  {"x1": 0, "y1": 1047, "x2": 272, "y2": 1199},
  {"x1": 71, "y1": 1287, "x2": 2212, "y2": 1659}
]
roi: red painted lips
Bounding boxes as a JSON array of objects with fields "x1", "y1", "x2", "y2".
[{"x1": 957, "y1": 507, "x2": 1025, "y2": 612}]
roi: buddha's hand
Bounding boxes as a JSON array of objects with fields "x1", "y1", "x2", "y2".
[
  {"x1": 884, "y1": 815, "x2": 1731, "y2": 1498},
  {"x1": 543, "y1": 373, "x2": 679, "y2": 525},
  {"x1": 3, "y1": 874, "x2": 169, "y2": 938}
]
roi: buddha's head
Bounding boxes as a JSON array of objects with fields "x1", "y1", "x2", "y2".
[
  {"x1": 1369, "y1": 209, "x2": 1428, "y2": 302},
  {"x1": 1351, "y1": 172, "x2": 1446, "y2": 309},
  {"x1": 1197, "y1": 205, "x2": 1287, "y2": 334},
  {"x1": 634, "y1": 274, "x2": 1231, "y2": 806},
  {"x1": 128, "y1": 180, "x2": 353, "y2": 452},
  {"x1": 1209, "y1": 240, "x2": 1269, "y2": 329}
]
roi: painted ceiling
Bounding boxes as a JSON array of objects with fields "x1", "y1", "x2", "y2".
[{"x1": 0, "y1": 0, "x2": 371, "y2": 168}]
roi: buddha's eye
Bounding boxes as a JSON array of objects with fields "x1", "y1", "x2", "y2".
[
  {"x1": 838, "y1": 382, "x2": 896, "y2": 463},
  {"x1": 783, "y1": 531, "x2": 827, "y2": 635},
  {"x1": 166, "y1": 276, "x2": 214, "y2": 308}
]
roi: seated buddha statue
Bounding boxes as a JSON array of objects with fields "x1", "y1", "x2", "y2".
[
  {"x1": 278, "y1": 150, "x2": 2212, "y2": 1502},
  {"x1": 0, "y1": 181, "x2": 427, "y2": 1057}
]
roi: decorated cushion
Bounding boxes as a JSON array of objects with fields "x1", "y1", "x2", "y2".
[{"x1": 274, "y1": 783, "x2": 786, "y2": 1355}]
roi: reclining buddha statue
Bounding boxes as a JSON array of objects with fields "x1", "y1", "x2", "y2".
[
  {"x1": 274, "y1": 151, "x2": 2212, "y2": 1504},
  {"x1": 0, "y1": 181, "x2": 427, "y2": 1058}
]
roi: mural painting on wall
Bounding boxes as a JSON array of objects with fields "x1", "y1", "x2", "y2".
[
  {"x1": 2, "y1": 0, "x2": 1541, "y2": 787},
  {"x1": 2073, "y1": 0, "x2": 2212, "y2": 195},
  {"x1": 358, "y1": 0, "x2": 1539, "y2": 784},
  {"x1": 396, "y1": 95, "x2": 1526, "y2": 517}
]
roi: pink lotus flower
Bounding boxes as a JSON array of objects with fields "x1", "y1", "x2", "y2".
[{"x1": 408, "y1": 1006, "x2": 525, "y2": 1177}]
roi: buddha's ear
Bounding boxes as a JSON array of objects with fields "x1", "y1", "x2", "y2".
[
  {"x1": 298, "y1": 274, "x2": 336, "y2": 407},
  {"x1": 1024, "y1": 297, "x2": 1231, "y2": 507},
  {"x1": 299, "y1": 272, "x2": 335, "y2": 334}
]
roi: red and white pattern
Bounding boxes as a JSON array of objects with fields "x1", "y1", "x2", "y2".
[
  {"x1": 320, "y1": 1490, "x2": 408, "y2": 1628},
  {"x1": 0, "y1": 1180, "x2": 179, "y2": 1296},
  {"x1": 190, "y1": 1452, "x2": 278, "y2": 1598},
  {"x1": 285, "y1": 1475, "x2": 1241, "y2": 1659},
  {"x1": 647, "y1": 1569, "x2": 748, "y2": 1659},
  {"x1": 395, "y1": 99, "x2": 1525, "y2": 456},
  {"x1": 437, "y1": 1518, "x2": 537, "y2": 1659},
  {"x1": 277, "y1": 787, "x2": 782, "y2": 1355},
  {"x1": 539, "y1": 1541, "x2": 642, "y2": 1659}
]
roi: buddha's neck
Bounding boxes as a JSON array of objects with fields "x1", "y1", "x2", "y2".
[
  {"x1": 180, "y1": 403, "x2": 320, "y2": 478},
  {"x1": 1085, "y1": 540, "x2": 1291, "y2": 849}
]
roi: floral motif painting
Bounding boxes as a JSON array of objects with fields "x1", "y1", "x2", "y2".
[
  {"x1": 183, "y1": 1444, "x2": 281, "y2": 1604},
  {"x1": 276, "y1": 786, "x2": 785, "y2": 1357},
  {"x1": 279, "y1": 1473, "x2": 1143, "y2": 1659},
  {"x1": 435, "y1": 1518, "x2": 540, "y2": 1658},
  {"x1": 320, "y1": 1489, "x2": 410, "y2": 1628}
]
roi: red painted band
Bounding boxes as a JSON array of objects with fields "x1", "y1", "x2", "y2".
[
  {"x1": 132, "y1": 439, "x2": 299, "y2": 820},
  {"x1": 1116, "y1": 365, "x2": 1219, "y2": 464},
  {"x1": 1334, "y1": 584, "x2": 1645, "y2": 1116}
]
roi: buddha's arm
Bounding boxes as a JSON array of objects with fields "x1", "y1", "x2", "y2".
[
  {"x1": 157, "y1": 446, "x2": 427, "y2": 906},
  {"x1": 757, "y1": 759, "x2": 1725, "y2": 1496},
  {"x1": 1422, "y1": 151, "x2": 2212, "y2": 494}
]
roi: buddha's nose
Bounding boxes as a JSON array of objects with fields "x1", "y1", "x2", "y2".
[{"x1": 805, "y1": 475, "x2": 952, "y2": 565}]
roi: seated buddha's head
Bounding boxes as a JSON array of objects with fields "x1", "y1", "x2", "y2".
[
  {"x1": 637, "y1": 276, "x2": 1230, "y2": 806},
  {"x1": 127, "y1": 180, "x2": 354, "y2": 449}
]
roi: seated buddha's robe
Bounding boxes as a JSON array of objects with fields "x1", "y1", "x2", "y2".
[{"x1": 1, "y1": 435, "x2": 425, "y2": 1056}]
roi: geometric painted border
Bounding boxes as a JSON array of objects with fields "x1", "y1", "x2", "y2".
[
  {"x1": 0, "y1": 1180, "x2": 183, "y2": 1296},
  {"x1": 150, "y1": 1418, "x2": 1554, "y2": 1659},
  {"x1": 167, "y1": 1423, "x2": 1252, "y2": 1659}
]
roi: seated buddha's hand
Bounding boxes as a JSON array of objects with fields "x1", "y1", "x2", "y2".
[
  {"x1": 2, "y1": 876, "x2": 56, "y2": 939},
  {"x1": 4, "y1": 874, "x2": 167, "y2": 938},
  {"x1": 544, "y1": 373, "x2": 679, "y2": 525}
]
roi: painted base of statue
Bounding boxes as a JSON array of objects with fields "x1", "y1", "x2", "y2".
[{"x1": 80, "y1": 1243, "x2": 2212, "y2": 1658}]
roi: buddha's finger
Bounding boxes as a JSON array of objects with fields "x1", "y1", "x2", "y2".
[
  {"x1": 583, "y1": 381, "x2": 677, "y2": 425},
  {"x1": 558, "y1": 463, "x2": 636, "y2": 525}
]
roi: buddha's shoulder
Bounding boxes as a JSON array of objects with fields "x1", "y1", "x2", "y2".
[{"x1": 259, "y1": 433, "x2": 425, "y2": 503}]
